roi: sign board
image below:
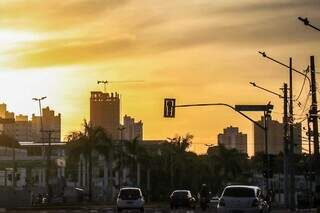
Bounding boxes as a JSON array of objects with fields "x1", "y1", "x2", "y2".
[
  {"x1": 235, "y1": 105, "x2": 273, "y2": 112},
  {"x1": 164, "y1": 98, "x2": 176, "y2": 118}
]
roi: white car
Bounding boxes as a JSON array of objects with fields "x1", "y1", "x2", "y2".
[
  {"x1": 116, "y1": 187, "x2": 145, "y2": 212},
  {"x1": 217, "y1": 185, "x2": 269, "y2": 213}
]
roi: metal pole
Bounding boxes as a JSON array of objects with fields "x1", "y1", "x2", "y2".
[
  {"x1": 264, "y1": 111, "x2": 270, "y2": 192},
  {"x1": 38, "y1": 100, "x2": 45, "y2": 159},
  {"x1": 118, "y1": 127, "x2": 125, "y2": 190},
  {"x1": 307, "y1": 115, "x2": 312, "y2": 208},
  {"x1": 46, "y1": 131, "x2": 52, "y2": 203},
  {"x1": 289, "y1": 57, "x2": 296, "y2": 210},
  {"x1": 310, "y1": 56, "x2": 319, "y2": 156},
  {"x1": 283, "y1": 83, "x2": 289, "y2": 208},
  {"x1": 310, "y1": 56, "x2": 320, "y2": 211}
]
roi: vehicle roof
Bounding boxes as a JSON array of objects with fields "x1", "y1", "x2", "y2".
[
  {"x1": 172, "y1": 190, "x2": 190, "y2": 192},
  {"x1": 120, "y1": 187, "x2": 141, "y2": 190},
  {"x1": 224, "y1": 185, "x2": 260, "y2": 190}
]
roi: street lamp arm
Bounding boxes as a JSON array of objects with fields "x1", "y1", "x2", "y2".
[
  {"x1": 298, "y1": 17, "x2": 320, "y2": 32},
  {"x1": 250, "y1": 82, "x2": 283, "y2": 99},
  {"x1": 258, "y1": 51, "x2": 311, "y2": 86},
  {"x1": 175, "y1": 103, "x2": 265, "y2": 130}
]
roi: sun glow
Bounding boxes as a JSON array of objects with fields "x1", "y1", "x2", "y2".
[{"x1": 0, "y1": 30, "x2": 38, "y2": 46}]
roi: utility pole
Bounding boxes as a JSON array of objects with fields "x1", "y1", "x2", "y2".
[
  {"x1": 118, "y1": 126, "x2": 125, "y2": 190},
  {"x1": 310, "y1": 56, "x2": 320, "y2": 211},
  {"x1": 42, "y1": 129, "x2": 58, "y2": 203},
  {"x1": 310, "y1": 56, "x2": 319, "y2": 156},
  {"x1": 283, "y1": 83, "x2": 289, "y2": 208},
  {"x1": 306, "y1": 115, "x2": 313, "y2": 208},
  {"x1": 264, "y1": 110, "x2": 270, "y2": 191},
  {"x1": 289, "y1": 57, "x2": 296, "y2": 210}
]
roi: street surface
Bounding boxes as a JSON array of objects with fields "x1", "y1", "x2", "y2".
[{"x1": 0, "y1": 208, "x2": 317, "y2": 213}]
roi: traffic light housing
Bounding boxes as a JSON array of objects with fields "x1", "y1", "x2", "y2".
[{"x1": 164, "y1": 98, "x2": 176, "y2": 118}]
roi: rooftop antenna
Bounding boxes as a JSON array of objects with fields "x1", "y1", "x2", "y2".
[{"x1": 97, "y1": 80, "x2": 144, "y2": 93}]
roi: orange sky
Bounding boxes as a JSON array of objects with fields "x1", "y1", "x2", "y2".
[{"x1": 0, "y1": 0, "x2": 319, "y2": 155}]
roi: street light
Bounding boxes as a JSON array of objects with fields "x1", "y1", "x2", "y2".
[
  {"x1": 298, "y1": 17, "x2": 320, "y2": 32},
  {"x1": 32, "y1": 97, "x2": 47, "y2": 156},
  {"x1": 32, "y1": 96, "x2": 49, "y2": 200},
  {"x1": 258, "y1": 51, "x2": 311, "y2": 85},
  {"x1": 118, "y1": 126, "x2": 126, "y2": 189}
]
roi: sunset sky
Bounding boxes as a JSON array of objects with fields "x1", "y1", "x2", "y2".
[{"x1": 0, "y1": 0, "x2": 320, "y2": 155}]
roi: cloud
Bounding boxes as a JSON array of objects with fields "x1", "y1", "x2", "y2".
[
  {"x1": 0, "y1": 0, "x2": 130, "y2": 31},
  {"x1": 2, "y1": 0, "x2": 320, "y2": 69}
]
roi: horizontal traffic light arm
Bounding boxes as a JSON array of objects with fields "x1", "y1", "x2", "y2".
[{"x1": 175, "y1": 103, "x2": 266, "y2": 130}]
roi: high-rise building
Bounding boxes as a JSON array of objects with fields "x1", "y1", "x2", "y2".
[
  {"x1": 32, "y1": 107, "x2": 61, "y2": 143},
  {"x1": 0, "y1": 103, "x2": 14, "y2": 119},
  {"x1": 123, "y1": 115, "x2": 143, "y2": 141},
  {"x1": 254, "y1": 116, "x2": 302, "y2": 155},
  {"x1": 218, "y1": 126, "x2": 247, "y2": 154},
  {"x1": 15, "y1": 114, "x2": 32, "y2": 142},
  {"x1": 90, "y1": 91, "x2": 120, "y2": 139},
  {"x1": 0, "y1": 103, "x2": 61, "y2": 143}
]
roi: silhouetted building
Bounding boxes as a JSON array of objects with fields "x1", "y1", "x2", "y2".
[
  {"x1": 123, "y1": 115, "x2": 143, "y2": 141},
  {"x1": 15, "y1": 114, "x2": 32, "y2": 142},
  {"x1": 90, "y1": 91, "x2": 120, "y2": 140},
  {"x1": 254, "y1": 116, "x2": 301, "y2": 155},
  {"x1": 32, "y1": 107, "x2": 61, "y2": 143},
  {"x1": 0, "y1": 118, "x2": 15, "y2": 138},
  {"x1": 218, "y1": 126, "x2": 247, "y2": 154},
  {"x1": 0, "y1": 103, "x2": 14, "y2": 119}
]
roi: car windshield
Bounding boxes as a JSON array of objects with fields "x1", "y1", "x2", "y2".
[
  {"x1": 223, "y1": 187, "x2": 255, "y2": 197},
  {"x1": 119, "y1": 189, "x2": 141, "y2": 200},
  {"x1": 172, "y1": 191, "x2": 188, "y2": 198}
]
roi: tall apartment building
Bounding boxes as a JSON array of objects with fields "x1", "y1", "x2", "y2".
[
  {"x1": 0, "y1": 103, "x2": 14, "y2": 119},
  {"x1": 254, "y1": 116, "x2": 302, "y2": 155},
  {"x1": 32, "y1": 107, "x2": 61, "y2": 143},
  {"x1": 218, "y1": 126, "x2": 247, "y2": 154},
  {"x1": 123, "y1": 115, "x2": 143, "y2": 141},
  {"x1": 0, "y1": 103, "x2": 16, "y2": 138},
  {"x1": 90, "y1": 91, "x2": 120, "y2": 140},
  {"x1": 15, "y1": 114, "x2": 32, "y2": 142},
  {"x1": 0, "y1": 103, "x2": 61, "y2": 142}
]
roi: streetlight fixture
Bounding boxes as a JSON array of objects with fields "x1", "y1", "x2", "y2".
[
  {"x1": 32, "y1": 96, "x2": 49, "y2": 200},
  {"x1": 298, "y1": 17, "x2": 320, "y2": 32},
  {"x1": 32, "y1": 96, "x2": 47, "y2": 156},
  {"x1": 258, "y1": 51, "x2": 311, "y2": 84}
]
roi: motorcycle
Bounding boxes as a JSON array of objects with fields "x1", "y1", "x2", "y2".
[{"x1": 200, "y1": 196, "x2": 209, "y2": 211}]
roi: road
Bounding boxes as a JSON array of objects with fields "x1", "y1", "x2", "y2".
[{"x1": 0, "y1": 207, "x2": 212, "y2": 213}]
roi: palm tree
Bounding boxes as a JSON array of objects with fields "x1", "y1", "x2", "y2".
[
  {"x1": 66, "y1": 120, "x2": 110, "y2": 201},
  {"x1": 207, "y1": 145, "x2": 243, "y2": 186},
  {"x1": 166, "y1": 133, "x2": 193, "y2": 188},
  {"x1": 95, "y1": 133, "x2": 114, "y2": 200},
  {"x1": 123, "y1": 137, "x2": 149, "y2": 187}
]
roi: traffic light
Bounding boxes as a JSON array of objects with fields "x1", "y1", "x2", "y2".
[{"x1": 164, "y1": 98, "x2": 176, "y2": 118}]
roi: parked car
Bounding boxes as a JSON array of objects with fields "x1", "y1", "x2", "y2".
[
  {"x1": 116, "y1": 187, "x2": 145, "y2": 212},
  {"x1": 170, "y1": 190, "x2": 196, "y2": 209},
  {"x1": 217, "y1": 185, "x2": 269, "y2": 213}
]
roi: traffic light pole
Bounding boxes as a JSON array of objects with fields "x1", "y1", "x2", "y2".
[{"x1": 174, "y1": 103, "x2": 266, "y2": 130}]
